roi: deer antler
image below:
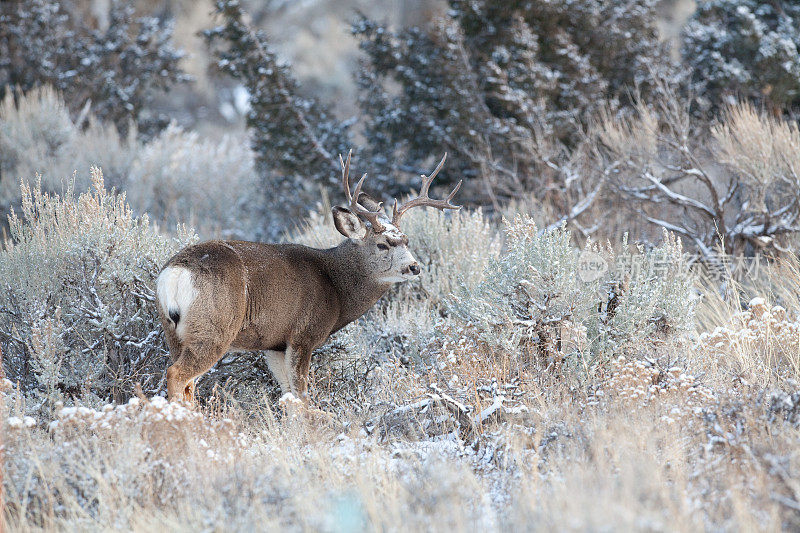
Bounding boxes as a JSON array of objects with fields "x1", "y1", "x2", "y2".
[
  {"x1": 340, "y1": 150, "x2": 387, "y2": 234},
  {"x1": 392, "y1": 153, "x2": 462, "y2": 227}
]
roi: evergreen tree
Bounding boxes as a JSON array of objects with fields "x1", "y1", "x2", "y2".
[
  {"x1": 204, "y1": 0, "x2": 351, "y2": 187},
  {"x1": 683, "y1": 0, "x2": 800, "y2": 113},
  {"x1": 355, "y1": 0, "x2": 678, "y2": 198},
  {"x1": 0, "y1": 0, "x2": 187, "y2": 137}
]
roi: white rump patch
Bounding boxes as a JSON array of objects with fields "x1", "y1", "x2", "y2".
[{"x1": 156, "y1": 266, "x2": 197, "y2": 339}]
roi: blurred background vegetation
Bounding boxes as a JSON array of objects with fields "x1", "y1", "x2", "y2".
[{"x1": 1, "y1": 0, "x2": 798, "y2": 254}]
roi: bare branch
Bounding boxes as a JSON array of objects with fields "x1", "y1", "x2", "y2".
[{"x1": 642, "y1": 171, "x2": 717, "y2": 218}]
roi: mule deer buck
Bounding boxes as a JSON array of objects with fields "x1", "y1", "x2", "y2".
[{"x1": 156, "y1": 151, "x2": 461, "y2": 403}]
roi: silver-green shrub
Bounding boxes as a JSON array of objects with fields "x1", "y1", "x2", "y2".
[
  {"x1": 394, "y1": 207, "x2": 501, "y2": 306},
  {"x1": 126, "y1": 124, "x2": 259, "y2": 238},
  {"x1": 0, "y1": 168, "x2": 196, "y2": 406},
  {"x1": 0, "y1": 86, "x2": 73, "y2": 191},
  {"x1": 588, "y1": 232, "x2": 696, "y2": 359},
  {"x1": 350, "y1": 207, "x2": 502, "y2": 372},
  {"x1": 0, "y1": 86, "x2": 138, "y2": 207},
  {"x1": 0, "y1": 87, "x2": 262, "y2": 240},
  {"x1": 450, "y1": 216, "x2": 696, "y2": 374}
]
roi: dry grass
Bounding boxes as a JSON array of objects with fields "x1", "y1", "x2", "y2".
[
  {"x1": 4, "y1": 355, "x2": 800, "y2": 531},
  {"x1": 713, "y1": 102, "x2": 800, "y2": 199},
  {"x1": 695, "y1": 257, "x2": 800, "y2": 391}
]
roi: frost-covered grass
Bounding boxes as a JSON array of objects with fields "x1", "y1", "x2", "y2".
[{"x1": 4, "y1": 360, "x2": 800, "y2": 531}]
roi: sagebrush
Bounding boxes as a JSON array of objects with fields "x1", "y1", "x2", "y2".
[{"x1": 0, "y1": 169, "x2": 195, "y2": 407}]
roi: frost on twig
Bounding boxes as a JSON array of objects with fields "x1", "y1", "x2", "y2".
[
  {"x1": 365, "y1": 384, "x2": 475, "y2": 443},
  {"x1": 365, "y1": 382, "x2": 529, "y2": 445}
]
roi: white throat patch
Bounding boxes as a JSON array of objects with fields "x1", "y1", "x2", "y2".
[{"x1": 378, "y1": 274, "x2": 412, "y2": 284}]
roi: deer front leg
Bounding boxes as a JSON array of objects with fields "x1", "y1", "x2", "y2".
[
  {"x1": 286, "y1": 344, "x2": 313, "y2": 400},
  {"x1": 265, "y1": 350, "x2": 291, "y2": 394}
]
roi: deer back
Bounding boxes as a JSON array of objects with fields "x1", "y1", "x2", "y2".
[{"x1": 159, "y1": 240, "x2": 348, "y2": 353}]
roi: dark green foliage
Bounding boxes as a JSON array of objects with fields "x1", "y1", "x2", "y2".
[
  {"x1": 0, "y1": 0, "x2": 187, "y2": 137},
  {"x1": 354, "y1": 0, "x2": 678, "y2": 200},
  {"x1": 204, "y1": 0, "x2": 351, "y2": 188},
  {"x1": 683, "y1": 0, "x2": 800, "y2": 113}
]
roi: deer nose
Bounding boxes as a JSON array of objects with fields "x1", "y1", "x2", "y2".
[{"x1": 409, "y1": 263, "x2": 421, "y2": 275}]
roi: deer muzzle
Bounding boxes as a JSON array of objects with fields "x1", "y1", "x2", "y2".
[{"x1": 404, "y1": 263, "x2": 421, "y2": 276}]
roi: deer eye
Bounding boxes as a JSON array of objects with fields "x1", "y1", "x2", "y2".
[{"x1": 377, "y1": 243, "x2": 389, "y2": 251}]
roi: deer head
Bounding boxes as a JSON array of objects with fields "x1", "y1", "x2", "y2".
[{"x1": 331, "y1": 151, "x2": 462, "y2": 284}]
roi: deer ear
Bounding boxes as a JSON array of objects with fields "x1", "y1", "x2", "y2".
[{"x1": 332, "y1": 206, "x2": 366, "y2": 238}]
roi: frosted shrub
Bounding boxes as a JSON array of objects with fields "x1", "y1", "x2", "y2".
[
  {"x1": 0, "y1": 87, "x2": 75, "y2": 205},
  {"x1": 450, "y1": 216, "x2": 596, "y2": 370},
  {"x1": 0, "y1": 169, "x2": 196, "y2": 405},
  {"x1": 0, "y1": 86, "x2": 73, "y2": 172},
  {"x1": 126, "y1": 125, "x2": 259, "y2": 238},
  {"x1": 61, "y1": 117, "x2": 139, "y2": 189},
  {"x1": 396, "y1": 207, "x2": 501, "y2": 304},
  {"x1": 450, "y1": 216, "x2": 696, "y2": 375},
  {"x1": 595, "y1": 232, "x2": 696, "y2": 356},
  {"x1": 288, "y1": 199, "x2": 342, "y2": 249}
]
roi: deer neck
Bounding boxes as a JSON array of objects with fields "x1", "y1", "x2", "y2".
[{"x1": 323, "y1": 240, "x2": 392, "y2": 328}]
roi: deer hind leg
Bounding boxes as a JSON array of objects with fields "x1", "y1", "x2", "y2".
[
  {"x1": 166, "y1": 339, "x2": 231, "y2": 404},
  {"x1": 184, "y1": 379, "x2": 197, "y2": 403},
  {"x1": 163, "y1": 329, "x2": 190, "y2": 401},
  {"x1": 286, "y1": 344, "x2": 313, "y2": 400},
  {"x1": 265, "y1": 350, "x2": 291, "y2": 394}
]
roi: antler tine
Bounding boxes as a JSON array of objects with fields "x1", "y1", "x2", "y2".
[
  {"x1": 340, "y1": 150, "x2": 353, "y2": 203},
  {"x1": 339, "y1": 150, "x2": 386, "y2": 233},
  {"x1": 418, "y1": 152, "x2": 447, "y2": 197},
  {"x1": 391, "y1": 153, "x2": 462, "y2": 227},
  {"x1": 352, "y1": 172, "x2": 368, "y2": 205}
]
